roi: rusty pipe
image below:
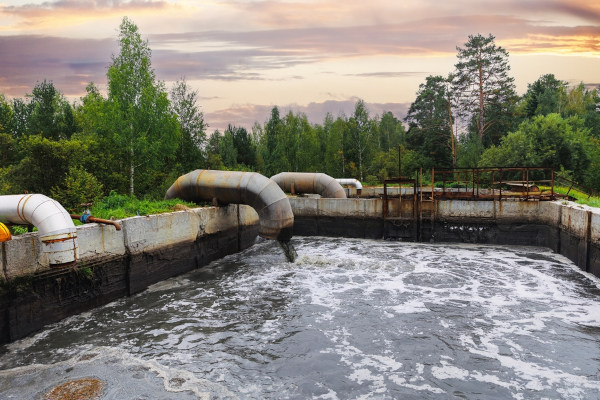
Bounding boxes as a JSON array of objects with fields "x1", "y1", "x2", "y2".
[
  {"x1": 165, "y1": 169, "x2": 294, "y2": 241},
  {"x1": 70, "y1": 214, "x2": 122, "y2": 231},
  {"x1": 270, "y1": 172, "x2": 346, "y2": 198},
  {"x1": 0, "y1": 194, "x2": 78, "y2": 264}
]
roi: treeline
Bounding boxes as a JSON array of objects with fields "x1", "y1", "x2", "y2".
[{"x1": 1, "y1": 19, "x2": 599, "y2": 212}]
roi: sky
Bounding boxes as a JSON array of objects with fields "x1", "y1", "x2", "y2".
[{"x1": 0, "y1": 0, "x2": 599, "y2": 132}]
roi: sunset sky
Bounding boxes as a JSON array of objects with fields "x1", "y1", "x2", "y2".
[{"x1": 1, "y1": 0, "x2": 599, "y2": 132}]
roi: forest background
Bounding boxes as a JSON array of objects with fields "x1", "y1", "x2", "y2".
[{"x1": 1, "y1": 18, "x2": 599, "y2": 211}]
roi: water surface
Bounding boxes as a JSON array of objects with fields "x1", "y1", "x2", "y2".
[{"x1": 1, "y1": 238, "x2": 599, "y2": 399}]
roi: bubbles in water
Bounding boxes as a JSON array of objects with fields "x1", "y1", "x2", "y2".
[
  {"x1": 1, "y1": 238, "x2": 599, "y2": 399},
  {"x1": 277, "y1": 239, "x2": 297, "y2": 262}
]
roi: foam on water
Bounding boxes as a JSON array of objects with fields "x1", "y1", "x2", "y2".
[{"x1": 1, "y1": 237, "x2": 599, "y2": 399}]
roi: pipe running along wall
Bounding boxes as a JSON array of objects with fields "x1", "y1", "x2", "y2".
[
  {"x1": 270, "y1": 172, "x2": 347, "y2": 199},
  {"x1": 165, "y1": 170, "x2": 294, "y2": 241},
  {"x1": 0, "y1": 194, "x2": 78, "y2": 264}
]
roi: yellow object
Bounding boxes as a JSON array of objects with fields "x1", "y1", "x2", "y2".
[{"x1": 0, "y1": 222, "x2": 11, "y2": 242}]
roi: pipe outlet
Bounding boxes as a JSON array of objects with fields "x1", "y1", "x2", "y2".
[
  {"x1": 165, "y1": 169, "x2": 294, "y2": 241},
  {"x1": 0, "y1": 194, "x2": 78, "y2": 264},
  {"x1": 270, "y1": 172, "x2": 346, "y2": 198}
]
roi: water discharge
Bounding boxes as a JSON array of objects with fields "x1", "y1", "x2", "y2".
[
  {"x1": 277, "y1": 239, "x2": 297, "y2": 262},
  {"x1": 1, "y1": 237, "x2": 599, "y2": 399}
]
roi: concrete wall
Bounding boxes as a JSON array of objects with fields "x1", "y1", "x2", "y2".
[
  {"x1": 0, "y1": 205, "x2": 259, "y2": 344},
  {"x1": 2, "y1": 197, "x2": 599, "y2": 344},
  {"x1": 1, "y1": 205, "x2": 259, "y2": 282}
]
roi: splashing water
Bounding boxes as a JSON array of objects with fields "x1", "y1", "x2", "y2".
[
  {"x1": 1, "y1": 238, "x2": 599, "y2": 399},
  {"x1": 277, "y1": 239, "x2": 297, "y2": 262}
]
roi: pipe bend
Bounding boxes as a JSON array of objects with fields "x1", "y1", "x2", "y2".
[
  {"x1": 165, "y1": 169, "x2": 294, "y2": 241},
  {"x1": 0, "y1": 194, "x2": 78, "y2": 264},
  {"x1": 335, "y1": 178, "x2": 363, "y2": 190},
  {"x1": 270, "y1": 172, "x2": 346, "y2": 198}
]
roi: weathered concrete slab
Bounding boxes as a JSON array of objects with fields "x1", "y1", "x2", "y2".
[
  {"x1": 495, "y1": 200, "x2": 543, "y2": 222},
  {"x1": 560, "y1": 203, "x2": 588, "y2": 237},
  {"x1": 436, "y1": 200, "x2": 495, "y2": 220},
  {"x1": 238, "y1": 204, "x2": 259, "y2": 226},
  {"x1": 76, "y1": 223, "x2": 126, "y2": 260},
  {"x1": 591, "y1": 212, "x2": 600, "y2": 246},
  {"x1": 196, "y1": 205, "x2": 238, "y2": 236},
  {"x1": 538, "y1": 201, "x2": 562, "y2": 227},
  {"x1": 363, "y1": 198, "x2": 383, "y2": 216},
  {"x1": 122, "y1": 211, "x2": 201, "y2": 255},
  {"x1": 3, "y1": 233, "x2": 44, "y2": 280},
  {"x1": 288, "y1": 198, "x2": 318, "y2": 218},
  {"x1": 319, "y1": 198, "x2": 365, "y2": 218}
]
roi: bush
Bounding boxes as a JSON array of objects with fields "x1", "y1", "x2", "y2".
[{"x1": 50, "y1": 167, "x2": 104, "y2": 212}]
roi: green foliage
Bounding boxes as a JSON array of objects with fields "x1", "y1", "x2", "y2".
[
  {"x1": 346, "y1": 99, "x2": 371, "y2": 181},
  {"x1": 0, "y1": 94, "x2": 14, "y2": 135},
  {"x1": 27, "y1": 80, "x2": 77, "y2": 140},
  {"x1": 169, "y1": 78, "x2": 207, "y2": 173},
  {"x1": 10, "y1": 135, "x2": 89, "y2": 194},
  {"x1": 106, "y1": 17, "x2": 180, "y2": 195},
  {"x1": 405, "y1": 75, "x2": 453, "y2": 169},
  {"x1": 50, "y1": 166, "x2": 104, "y2": 212},
  {"x1": 457, "y1": 133, "x2": 484, "y2": 168},
  {"x1": 0, "y1": 166, "x2": 13, "y2": 194},
  {"x1": 90, "y1": 190, "x2": 198, "y2": 219},
  {"x1": 3, "y1": 26, "x2": 600, "y2": 202},
  {"x1": 77, "y1": 266, "x2": 94, "y2": 281},
  {"x1": 262, "y1": 107, "x2": 288, "y2": 176},
  {"x1": 523, "y1": 74, "x2": 566, "y2": 118},
  {"x1": 452, "y1": 34, "x2": 516, "y2": 142},
  {"x1": 478, "y1": 114, "x2": 590, "y2": 182},
  {"x1": 323, "y1": 115, "x2": 346, "y2": 178}
]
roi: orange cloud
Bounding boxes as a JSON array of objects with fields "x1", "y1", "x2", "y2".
[{"x1": 0, "y1": 0, "x2": 171, "y2": 32}]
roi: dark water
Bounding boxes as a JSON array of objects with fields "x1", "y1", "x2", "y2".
[{"x1": 1, "y1": 238, "x2": 599, "y2": 399}]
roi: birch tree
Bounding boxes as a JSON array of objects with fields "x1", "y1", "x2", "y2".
[{"x1": 107, "y1": 17, "x2": 179, "y2": 195}]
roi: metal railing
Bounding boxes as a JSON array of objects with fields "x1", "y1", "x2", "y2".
[{"x1": 428, "y1": 167, "x2": 564, "y2": 201}]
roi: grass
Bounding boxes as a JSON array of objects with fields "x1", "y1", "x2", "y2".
[
  {"x1": 6, "y1": 191, "x2": 201, "y2": 235},
  {"x1": 88, "y1": 191, "x2": 201, "y2": 220},
  {"x1": 550, "y1": 186, "x2": 600, "y2": 208}
]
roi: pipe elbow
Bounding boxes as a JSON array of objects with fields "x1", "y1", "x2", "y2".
[
  {"x1": 165, "y1": 170, "x2": 294, "y2": 241},
  {"x1": 335, "y1": 178, "x2": 363, "y2": 190},
  {"x1": 0, "y1": 194, "x2": 78, "y2": 265},
  {"x1": 270, "y1": 172, "x2": 346, "y2": 198}
]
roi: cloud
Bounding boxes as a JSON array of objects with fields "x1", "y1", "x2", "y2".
[
  {"x1": 347, "y1": 72, "x2": 429, "y2": 78},
  {"x1": 2, "y1": 0, "x2": 168, "y2": 16},
  {"x1": 506, "y1": 0, "x2": 600, "y2": 24},
  {"x1": 1, "y1": 1, "x2": 599, "y2": 105},
  {"x1": 0, "y1": 35, "x2": 115, "y2": 97},
  {"x1": 205, "y1": 99, "x2": 411, "y2": 133}
]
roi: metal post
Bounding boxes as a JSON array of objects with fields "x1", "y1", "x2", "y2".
[
  {"x1": 398, "y1": 145, "x2": 402, "y2": 178},
  {"x1": 431, "y1": 168, "x2": 435, "y2": 201},
  {"x1": 526, "y1": 168, "x2": 530, "y2": 199},
  {"x1": 383, "y1": 181, "x2": 388, "y2": 218},
  {"x1": 472, "y1": 168, "x2": 475, "y2": 197},
  {"x1": 499, "y1": 169, "x2": 503, "y2": 201}
]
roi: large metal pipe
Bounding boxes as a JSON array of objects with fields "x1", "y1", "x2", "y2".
[
  {"x1": 0, "y1": 194, "x2": 78, "y2": 264},
  {"x1": 165, "y1": 169, "x2": 294, "y2": 241},
  {"x1": 270, "y1": 172, "x2": 347, "y2": 198},
  {"x1": 336, "y1": 178, "x2": 363, "y2": 190}
]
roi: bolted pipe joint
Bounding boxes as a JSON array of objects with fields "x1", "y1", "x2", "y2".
[{"x1": 165, "y1": 169, "x2": 294, "y2": 241}]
